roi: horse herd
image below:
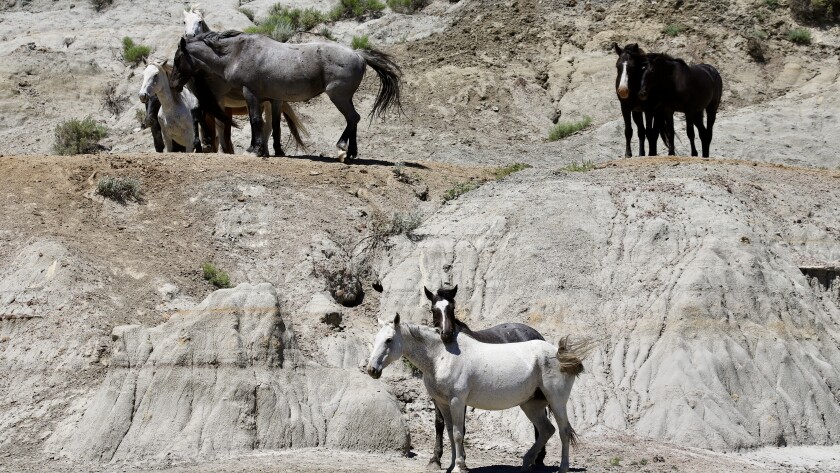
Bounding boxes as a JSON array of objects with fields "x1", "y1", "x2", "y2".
[
  {"x1": 137, "y1": 9, "x2": 723, "y2": 163},
  {"x1": 366, "y1": 286, "x2": 592, "y2": 473}
]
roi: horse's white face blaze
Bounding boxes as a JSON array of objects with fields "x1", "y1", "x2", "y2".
[
  {"x1": 617, "y1": 61, "x2": 630, "y2": 99},
  {"x1": 138, "y1": 65, "x2": 161, "y2": 103},
  {"x1": 184, "y1": 10, "x2": 204, "y2": 37},
  {"x1": 366, "y1": 322, "x2": 402, "y2": 379},
  {"x1": 434, "y1": 300, "x2": 452, "y2": 341}
]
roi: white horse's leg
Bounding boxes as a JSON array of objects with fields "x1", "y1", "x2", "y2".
[
  {"x1": 544, "y1": 389, "x2": 574, "y2": 473},
  {"x1": 449, "y1": 397, "x2": 469, "y2": 473},
  {"x1": 519, "y1": 399, "x2": 554, "y2": 471}
]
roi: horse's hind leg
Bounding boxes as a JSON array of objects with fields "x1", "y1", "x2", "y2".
[
  {"x1": 270, "y1": 100, "x2": 284, "y2": 157},
  {"x1": 243, "y1": 88, "x2": 268, "y2": 157},
  {"x1": 685, "y1": 113, "x2": 699, "y2": 157},
  {"x1": 632, "y1": 110, "x2": 646, "y2": 156},
  {"x1": 326, "y1": 91, "x2": 361, "y2": 160},
  {"x1": 448, "y1": 397, "x2": 470, "y2": 473},
  {"x1": 703, "y1": 107, "x2": 716, "y2": 158},
  {"x1": 428, "y1": 405, "x2": 445, "y2": 470},
  {"x1": 543, "y1": 387, "x2": 575, "y2": 473},
  {"x1": 519, "y1": 399, "x2": 554, "y2": 471},
  {"x1": 645, "y1": 111, "x2": 658, "y2": 156}
]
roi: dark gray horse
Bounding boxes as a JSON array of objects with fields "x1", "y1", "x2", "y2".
[
  {"x1": 169, "y1": 31, "x2": 402, "y2": 159},
  {"x1": 424, "y1": 285, "x2": 549, "y2": 469},
  {"x1": 639, "y1": 53, "x2": 723, "y2": 157}
]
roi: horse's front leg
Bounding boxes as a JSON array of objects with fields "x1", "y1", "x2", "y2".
[
  {"x1": 270, "y1": 100, "x2": 284, "y2": 157},
  {"x1": 242, "y1": 88, "x2": 267, "y2": 157},
  {"x1": 449, "y1": 397, "x2": 469, "y2": 473},
  {"x1": 428, "y1": 404, "x2": 445, "y2": 470},
  {"x1": 621, "y1": 105, "x2": 633, "y2": 157},
  {"x1": 632, "y1": 110, "x2": 645, "y2": 156},
  {"x1": 645, "y1": 111, "x2": 658, "y2": 156}
]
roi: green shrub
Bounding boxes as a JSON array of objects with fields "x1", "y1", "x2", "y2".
[
  {"x1": 751, "y1": 29, "x2": 769, "y2": 39},
  {"x1": 329, "y1": 0, "x2": 386, "y2": 21},
  {"x1": 443, "y1": 181, "x2": 480, "y2": 202},
  {"x1": 609, "y1": 457, "x2": 621, "y2": 467},
  {"x1": 493, "y1": 163, "x2": 531, "y2": 180},
  {"x1": 319, "y1": 26, "x2": 336, "y2": 41},
  {"x1": 391, "y1": 211, "x2": 422, "y2": 236},
  {"x1": 202, "y1": 263, "x2": 232, "y2": 289},
  {"x1": 787, "y1": 27, "x2": 812, "y2": 44},
  {"x1": 662, "y1": 24, "x2": 686, "y2": 36},
  {"x1": 122, "y1": 37, "x2": 151, "y2": 66},
  {"x1": 246, "y1": 5, "x2": 329, "y2": 41},
  {"x1": 53, "y1": 116, "x2": 108, "y2": 155},
  {"x1": 351, "y1": 34, "x2": 372, "y2": 50},
  {"x1": 560, "y1": 160, "x2": 596, "y2": 172},
  {"x1": 548, "y1": 116, "x2": 592, "y2": 141},
  {"x1": 764, "y1": 0, "x2": 778, "y2": 8},
  {"x1": 96, "y1": 177, "x2": 141, "y2": 203},
  {"x1": 239, "y1": 7, "x2": 255, "y2": 22},
  {"x1": 387, "y1": 0, "x2": 430, "y2": 13}
]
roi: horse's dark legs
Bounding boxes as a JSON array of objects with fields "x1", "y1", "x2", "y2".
[
  {"x1": 685, "y1": 113, "x2": 699, "y2": 157},
  {"x1": 632, "y1": 110, "x2": 646, "y2": 156},
  {"x1": 190, "y1": 108, "x2": 203, "y2": 153},
  {"x1": 327, "y1": 92, "x2": 361, "y2": 160},
  {"x1": 645, "y1": 111, "x2": 659, "y2": 156},
  {"x1": 429, "y1": 405, "x2": 445, "y2": 470},
  {"x1": 621, "y1": 105, "x2": 633, "y2": 157},
  {"x1": 702, "y1": 107, "x2": 716, "y2": 158},
  {"x1": 223, "y1": 112, "x2": 234, "y2": 154},
  {"x1": 271, "y1": 100, "x2": 284, "y2": 157},
  {"x1": 243, "y1": 88, "x2": 268, "y2": 157},
  {"x1": 667, "y1": 116, "x2": 676, "y2": 156},
  {"x1": 172, "y1": 142, "x2": 186, "y2": 153}
]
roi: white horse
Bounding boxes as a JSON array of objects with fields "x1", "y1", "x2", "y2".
[
  {"x1": 138, "y1": 62, "x2": 199, "y2": 152},
  {"x1": 366, "y1": 314, "x2": 591, "y2": 473},
  {"x1": 183, "y1": 4, "x2": 209, "y2": 37}
]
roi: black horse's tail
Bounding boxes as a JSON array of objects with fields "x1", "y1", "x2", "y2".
[
  {"x1": 357, "y1": 48, "x2": 403, "y2": 120},
  {"x1": 190, "y1": 73, "x2": 237, "y2": 128}
]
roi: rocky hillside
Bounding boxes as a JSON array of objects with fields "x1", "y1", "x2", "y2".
[{"x1": 1, "y1": 0, "x2": 840, "y2": 472}]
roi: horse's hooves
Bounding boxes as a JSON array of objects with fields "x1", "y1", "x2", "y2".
[
  {"x1": 337, "y1": 151, "x2": 347, "y2": 163},
  {"x1": 336, "y1": 141, "x2": 348, "y2": 152},
  {"x1": 426, "y1": 460, "x2": 441, "y2": 471}
]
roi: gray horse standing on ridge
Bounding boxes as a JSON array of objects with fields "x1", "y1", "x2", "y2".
[{"x1": 169, "y1": 31, "x2": 402, "y2": 159}]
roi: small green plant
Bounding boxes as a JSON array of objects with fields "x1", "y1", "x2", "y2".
[
  {"x1": 101, "y1": 83, "x2": 128, "y2": 117},
  {"x1": 561, "y1": 160, "x2": 596, "y2": 172},
  {"x1": 351, "y1": 34, "x2": 372, "y2": 50},
  {"x1": 443, "y1": 181, "x2": 480, "y2": 202},
  {"x1": 548, "y1": 116, "x2": 592, "y2": 141},
  {"x1": 391, "y1": 211, "x2": 422, "y2": 236},
  {"x1": 246, "y1": 6, "x2": 329, "y2": 41},
  {"x1": 90, "y1": 0, "x2": 113, "y2": 12},
  {"x1": 387, "y1": 0, "x2": 430, "y2": 13},
  {"x1": 239, "y1": 7, "x2": 255, "y2": 21},
  {"x1": 609, "y1": 457, "x2": 621, "y2": 467},
  {"x1": 764, "y1": 0, "x2": 778, "y2": 8},
  {"x1": 640, "y1": 458, "x2": 649, "y2": 466},
  {"x1": 202, "y1": 263, "x2": 232, "y2": 289},
  {"x1": 122, "y1": 36, "x2": 151, "y2": 66},
  {"x1": 319, "y1": 26, "x2": 336, "y2": 41},
  {"x1": 53, "y1": 116, "x2": 108, "y2": 155},
  {"x1": 493, "y1": 163, "x2": 531, "y2": 180},
  {"x1": 96, "y1": 177, "x2": 141, "y2": 203},
  {"x1": 662, "y1": 24, "x2": 686, "y2": 37},
  {"x1": 751, "y1": 29, "x2": 769, "y2": 39},
  {"x1": 329, "y1": 0, "x2": 386, "y2": 21},
  {"x1": 787, "y1": 27, "x2": 812, "y2": 44}
]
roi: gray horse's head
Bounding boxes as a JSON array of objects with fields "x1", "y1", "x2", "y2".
[
  {"x1": 183, "y1": 6, "x2": 208, "y2": 38},
  {"x1": 169, "y1": 37, "x2": 194, "y2": 92},
  {"x1": 366, "y1": 313, "x2": 403, "y2": 379},
  {"x1": 424, "y1": 285, "x2": 458, "y2": 344}
]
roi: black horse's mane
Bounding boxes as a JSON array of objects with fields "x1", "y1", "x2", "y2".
[
  {"x1": 190, "y1": 30, "x2": 244, "y2": 56},
  {"x1": 647, "y1": 52, "x2": 689, "y2": 68}
]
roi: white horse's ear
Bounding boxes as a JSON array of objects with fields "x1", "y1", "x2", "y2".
[
  {"x1": 377, "y1": 318, "x2": 385, "y2": 327},
  {"x1": 393, "y1": 313, "x2": 401, "y2": 325}
]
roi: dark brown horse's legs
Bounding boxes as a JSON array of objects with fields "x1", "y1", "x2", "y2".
[
  {"x1": 621, "y1": 107, "x2": 633, "y2": 157},
  {"x1": 430, "y1": 404, "x2": 445, "y2": 469},
  {"x1": 243, "y1": 88, "x2": 268, "y2": 157},
  {"x1": 632, "y1": 110, "x2": 646, "y2": 156}
]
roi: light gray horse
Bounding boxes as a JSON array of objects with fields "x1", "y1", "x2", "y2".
[{"x1": 169, "y1": 31, "x2": 401, "y2": 159}]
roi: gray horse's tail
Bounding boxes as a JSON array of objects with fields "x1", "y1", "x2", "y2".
[
  {"x1": 357, "y1": 48, "x2": 403, "y2": 120},
  {"x1": 279, "y1": 101, "x2": 309, "y2": 150},
  {"x1": 556, "y1": 336, "x2": 596, "y2": 376}
]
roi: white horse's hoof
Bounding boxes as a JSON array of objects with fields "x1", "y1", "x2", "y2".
[
  {"x1": 426, "y1": 459, "x2": 441, "y2": 471},
  {"x1": 337, "y1": 151, "x2": 347, "y2": 163}
]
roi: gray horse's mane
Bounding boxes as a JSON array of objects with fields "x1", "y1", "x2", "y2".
[
  {"x1": 191, "y1": 30, "x2": 243, "y2": 56},
  {"x1": 405, "y1": 323, "x2": 436, "y2": 341}
]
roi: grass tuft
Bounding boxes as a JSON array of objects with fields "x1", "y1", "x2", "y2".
[
  {"x1": 561, "y1": 160, "x2": 596, "y2": 172},
  {"x1": 202, "y1": 263, "x2": 232, "y2": 289},
  {"x1": 493, "y1": 163, "x2": 531, "y2": 180},
  {"x1": 387, "y1": 0, "x2": 430, "y2": 13},
  {"x1": 122, "y1": 37, "x2": 151, "y2": 66},
  {"x1": 53, "y1": 116, "x2": 108, "y2": 155},
  {"x1": 787, "y1": 27, "x2": 812, "y2": 44},
  {"x1": 548, "y1": 116, "x2": 592, "y2": 141},
  {"x1": 443, "y1": 181, "x2": 480, "y2": 202},
  {"x1": 329, "y1": 0, "x2": 386, "y2": 21},
  {"x1": 96, "y1": 176, "x2": 141, "y2": 203},
  {"x1": 662, "y1": 24, "x2": 686, "y2": 37},
  {"x1": 351, "y1": 34, "x2": 373, "y2": 50}
]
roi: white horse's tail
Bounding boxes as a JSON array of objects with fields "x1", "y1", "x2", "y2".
[
  {"x1": 279, "y1": 102, "x2": 309, "y2": 151},
  {"x1": 556, "y1": 336, "x2": 596, "y2": 377}
]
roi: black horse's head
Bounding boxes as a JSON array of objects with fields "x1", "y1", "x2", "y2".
[
  {"x1": 639, "y1": 53, "x2": 668, "y2": 102},
  {"x1": 424, "y1": 285, "x2": 458, "y2": 344},
  {"x1": 169, "y1": 37, "x2": 195, "y2": 92},
  {"x1": 613, "y1": 43, "x2": 646, "y2": 100}
]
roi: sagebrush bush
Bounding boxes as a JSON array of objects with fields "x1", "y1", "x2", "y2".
[
  {"x1": 239, "y1": 7, "x2": 255, "y2": 22},
  {"x1": 122, "y1": 37, "x2": 150, "y2": 65},
  {"x1": 96, "y1": 176, "x2": 141, "y2": 203},
  {"x1": 391, "y1": 211, "x2": 422, "y2": 236},
  {"x1": 662, "y1": 24, "x2": 686, "y2": 37},
  {"x1": 387, "y1": 0, "x2": 430, "y2": 13},
  {"x1": 53, "y1": 116, "x2": 107, "y2": 155},
  {"x1": 202, "y1": 263, "x2": 232, "y2": 289},
  {"x1": 329, "y1": 0, "x2": 386, "y2": 21},
  {"x1": 101, "y1": 83, "x2": 128, "y2": 116},
  {"x1": 351, "y1": 35, "x2": 372, "y2": 50},
  {"x1": 548, "y1": 116, "x2": 592, "y2": 141},
  {"x1": 246, "y1": 5, "x2": 329, "y2": 42},
  {"x1": 787, "y1": 27, "x2": 812, "y2": 44}
]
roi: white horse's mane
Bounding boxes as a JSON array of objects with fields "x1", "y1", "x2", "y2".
[{"x1": 186, "y1": 4, "x2": 205, "y2": 18}]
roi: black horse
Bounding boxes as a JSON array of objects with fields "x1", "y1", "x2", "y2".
[
  {"x1": 613, "y1": 43, "x2": 670, "y2": 157},
  {"x1": 423, "y1": 285, "x2": 549, "y2": 469},
  {"x1": 639, "y1": 53, "x2": 723, "y2": 158}
]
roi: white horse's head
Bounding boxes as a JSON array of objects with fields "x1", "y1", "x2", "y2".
[
  {"x1": 366, "y1": 313, "x2": 403, "y2": 379},
  {"x1": 184, "y1": 5, "x2": 207, "y2": 38},
  {"x1": 138, "y1": 62, "x2": 168, "y2": 104}
]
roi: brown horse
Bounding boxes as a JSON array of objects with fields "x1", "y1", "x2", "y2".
[{"x1": 639, "y1": 53, "x2": 723, "y2": 157}]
